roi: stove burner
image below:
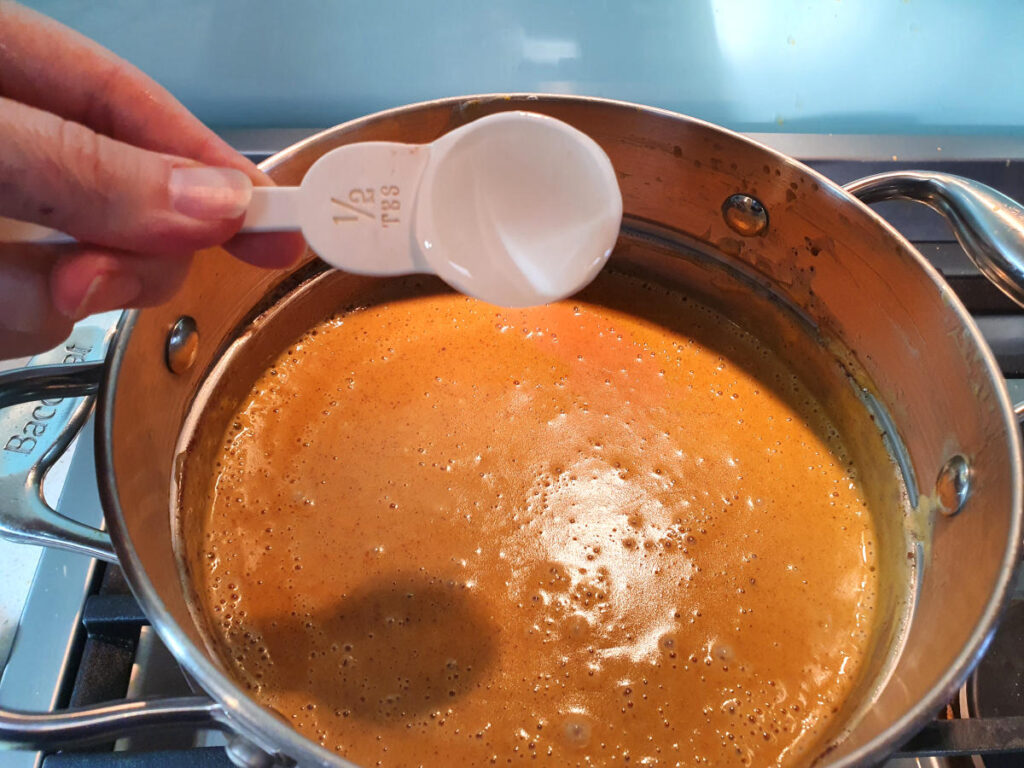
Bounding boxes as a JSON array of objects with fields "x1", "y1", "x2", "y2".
[{"x1": 964, "y1": 599, "x2": 1024, "y2": 768}]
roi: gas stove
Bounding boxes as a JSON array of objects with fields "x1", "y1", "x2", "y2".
[{"x1": 1, "y1": 134, "x2": 1023, "y2": 768}]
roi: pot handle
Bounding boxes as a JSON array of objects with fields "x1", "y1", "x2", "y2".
[
  {"x1": 844, "y1": 171, "x2": 1024, "y2": 309},
  {"x1": 0, "y1": 316, "x2": 118, "y2": 562},
  {"x1": 0, "y1": 326, "x2": 289, "y2": 763},
  {"x1": 0, "y1": 696, "x2": 224, "y2": 750}
]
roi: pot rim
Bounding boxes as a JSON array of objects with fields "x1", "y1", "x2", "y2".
[{"x1": 96, "y1": 93, "x2": 1024, "y2": 767}]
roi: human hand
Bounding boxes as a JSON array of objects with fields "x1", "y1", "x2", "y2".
[{"x1": 0, "y1": 2, "x2": 306, "y2": 359}]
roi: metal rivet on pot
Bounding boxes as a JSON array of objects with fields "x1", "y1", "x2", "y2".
[
  {"x1": 935, "y1": 454, "x2": 971, "y2": 516},
  {"x1": 722, "y1": 194, "x2": 769, "y2": 237},
  {"x1": 166, "y1": 316, "x2": 199, "y2": 375}
]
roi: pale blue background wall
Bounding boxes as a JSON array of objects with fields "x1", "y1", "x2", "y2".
[{"x1": 24, "y1": 1, "x2": 1024, "y2": 134}]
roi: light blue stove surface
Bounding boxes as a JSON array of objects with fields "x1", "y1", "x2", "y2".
[{"x1": 23, "y1": 0, "x2": 1024, "y2": 135}]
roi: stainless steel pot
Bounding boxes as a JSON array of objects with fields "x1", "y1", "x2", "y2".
[{"x1": 1, "y1": 95, "x2": 1023, "y2": 767}]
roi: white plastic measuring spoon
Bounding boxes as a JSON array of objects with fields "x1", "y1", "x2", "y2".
[
  {"x1": 246, "y1": 111, "x2": 622, "y2": 306},
  {"x1": 5, "y1": 111, "x2": 622, "y2": 308}
]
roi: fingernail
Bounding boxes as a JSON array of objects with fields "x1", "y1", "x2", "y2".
[
  {"x1": 169, "y1": 167, "x2": 253, "y2": 221},
  {"x1": 69, "y1": 272, "x2": 142, "y2": 321}
]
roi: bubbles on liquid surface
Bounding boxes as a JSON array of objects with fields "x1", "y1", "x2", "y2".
[
  {"x1": 190, "y1": 274, "x2": 882, "y2": 766},
  {"x1": 560, "y1": 713, "x2": 593, "y2": 749}
]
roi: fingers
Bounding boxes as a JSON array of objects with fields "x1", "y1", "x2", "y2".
[
  {"x1": 0, "y1": 2, "x2": 305, "y2": 351},
  {"x1": 49, "y1": 248, "x2": 193, "y2": 320},
  {"x1": 0, "y1": 234, "x2": 305, "y2": 361},
  {"x1": 0, "y1": 246, "x2": 72, "y2": 354},
  {"x1": 0, "y1": 240, "x2": 193, "y2": 359},
  {"x1": 0, "y1": 96, "x2": 306, "y2": 267},
  {"x1": 0, "y1": 4, "x2": 306, "y2": 269},
  {"x1": 0, "y1": 2, "x2": 256, "y2": 177},
  {"x1": 0, "y1": 97, "x2": 253, "y2": 253},
  {"x1": 0, "y1": 327, "x2": 73, "y2": 359},
  {"x1": 224, "y1": 232, "x2": 308, "y2": 269},
  {"x1": 0, "y1": 247, "x2": 57, "y2": 332}
]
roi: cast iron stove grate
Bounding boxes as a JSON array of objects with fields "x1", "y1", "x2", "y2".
[{"x1": 36, "y1": 563, "x2": 1024, "y2": 767}]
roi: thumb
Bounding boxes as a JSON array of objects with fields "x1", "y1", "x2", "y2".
[{"x1": 0, "y1": 96, "x2": 252, "y2": 254}]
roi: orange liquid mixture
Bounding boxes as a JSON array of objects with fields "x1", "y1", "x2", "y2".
[{"x1": 187, "y1": 273, "x2": 879, "y2": 766}]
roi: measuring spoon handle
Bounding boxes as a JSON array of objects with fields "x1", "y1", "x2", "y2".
[
  {"x1": 239, "y1": 186, "x2": 302, "y2": 233},
  {"x1": 0, "y1": 186, "x2": 303, "y2": 246}
]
